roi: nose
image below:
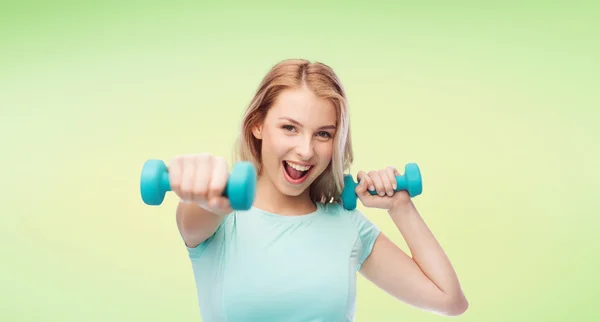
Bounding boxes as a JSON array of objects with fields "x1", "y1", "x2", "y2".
[{"x1": 295, "y1": 136, "x2": 314, "y2": 161}]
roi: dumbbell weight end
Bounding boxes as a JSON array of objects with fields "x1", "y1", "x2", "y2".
[{"x1": 140, "y1": 159, "x2": 171, "y2": 206}]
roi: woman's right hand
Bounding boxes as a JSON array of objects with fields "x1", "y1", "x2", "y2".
[{"x1": 168, "y1": 153, "x2": 233, "y2": 216}]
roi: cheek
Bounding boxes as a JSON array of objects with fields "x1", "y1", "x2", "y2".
[
  {"x1": 262, "y1": 132, "x2": 287, "y2": 160},
  {"x1": 316, "y1": 143, "x2": 334, "y2": 165}
]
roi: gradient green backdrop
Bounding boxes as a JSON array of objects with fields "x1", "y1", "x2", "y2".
[{"x1": 2, "y1": 1, "x2": 599, "y2": 321}]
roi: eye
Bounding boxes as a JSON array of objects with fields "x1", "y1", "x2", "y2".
[
  {"x1": 282, "y1": 125, "x2": 296, "y2": 132},
  {"x1": 316, "y1": 131, "x2": 332, "y2": 139}
]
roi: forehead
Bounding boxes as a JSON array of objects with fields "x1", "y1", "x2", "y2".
[{"x1": 268, "y1": 87, "x2": 336, "y2": 123}]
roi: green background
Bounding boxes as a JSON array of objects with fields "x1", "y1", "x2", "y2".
[{"x1": 2, "y1": 1, "x2": 598, "y2": 321}]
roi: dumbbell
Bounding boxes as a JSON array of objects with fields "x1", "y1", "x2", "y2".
[
  {"x1": 139, "y1": 159, "x2": 257, "y2": 210},
  {"x1": 340, "y1": 163, "x2": 423, "y2": 210}
]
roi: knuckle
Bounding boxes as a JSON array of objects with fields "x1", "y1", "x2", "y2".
[
  {"x1": 170, "y1": 182, "x2": 181, "y2": 191},
  {"x1": 208, "y1": 180, "x2": 220, "y2": 194},
  {"x1": 169, "y1": 155, "x2": 182, "y2": 167},
  {"x1": 208, "y1": 186, "x2": 222, "y2": 197},
  {"x1": 180, "y1": 186, "x2": 192, "y2": 197},
  {"x1": 193, "y1": 186, "x2": 208, "y2": 198},
  {"x1": 194, "y1": 153, "x2": 211, "y2": 162}
]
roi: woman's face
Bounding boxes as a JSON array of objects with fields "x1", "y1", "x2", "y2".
[{"x1": 252, "y1": 86, "x2": 337, "y2": 198}]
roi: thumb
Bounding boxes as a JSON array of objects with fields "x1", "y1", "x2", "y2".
[
  {"x1": 356, "y1": 178, "x2": 370, "y2": 196},
  {"x1": 354, "y1": 172, "x2": 368, "y2": 195},
  {"x1": 355, "y1": 178, "x2": 377, "y2": 205}
]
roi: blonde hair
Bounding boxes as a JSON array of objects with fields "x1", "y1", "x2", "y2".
[{"x1": 234, "y1": 58, "x2": 354, "y2": 203}]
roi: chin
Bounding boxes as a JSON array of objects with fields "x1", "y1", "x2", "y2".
[{"x1": 277, "y1": 185, "x2": 307, "y2": 197}]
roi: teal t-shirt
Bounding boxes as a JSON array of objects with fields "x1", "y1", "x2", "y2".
[{"x1": 185, "y1": 202, "x2": 381, "y2": 322}]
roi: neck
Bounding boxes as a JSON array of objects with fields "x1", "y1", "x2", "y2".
[{"x1": 253, "y1": 173, "x2": 316, "y2": 216}]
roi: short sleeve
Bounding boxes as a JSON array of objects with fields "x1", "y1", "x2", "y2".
[
  {"x1": 185, "y1": 212, "x2": 233, "y2": 260},
  {"x1": 348, "y1": 209, "x2": 381, "y2": 270}
]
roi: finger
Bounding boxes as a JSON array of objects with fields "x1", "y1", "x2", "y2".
[
  {"x1": 368, "y1": 170, "x2": 386, "y2": 196},
  {"x1": 180, "y1": 157, "x2": 197, "y2": 201},
  {"x1": 191, "y1": 154, "x2": 211, "y2": 203},
  {"x1": 379, "y1": 169, "x2": 394, "y2": 196},
  {"x1": 168, "y1": 156, "x2": 183, "y2": 196},
  {"x1": 355, "y1": 171, "x2": 366, "y2": 193},
  {"x1": 385, "y1": 166, "x2": 398, "y2": 191},
  {"x1": 356, "y1": 171, "x2": 374, "y2": 195},
  {"x1": 355, "y1": 171, "x2": 376, "y2": 206},
  {"x1": 209, "y1": 196, "x2": 231, "y2": 211},
  {"x1": 208, "y1": 156, "x2": 228, "y2": 202}
]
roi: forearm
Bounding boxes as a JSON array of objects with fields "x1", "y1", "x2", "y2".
[
  {"x1": 388, "y1": 202, "x2": 464, "y2": 297},
  {"x1": 176, "y1": 202, "x2": 225, "y2": 248}
]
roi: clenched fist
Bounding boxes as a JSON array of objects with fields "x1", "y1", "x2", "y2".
[{"x1": 168, "y1": 153, "x2": 232, "y2": 216}]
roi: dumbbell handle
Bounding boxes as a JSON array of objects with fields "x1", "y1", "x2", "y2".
[{"x1": 340, "y1": 163, "x2": 422, "y2": 210}]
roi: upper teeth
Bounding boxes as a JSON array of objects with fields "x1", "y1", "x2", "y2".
[{"x1": 286, "y1": 161, "x2": 311, "y2": 171}]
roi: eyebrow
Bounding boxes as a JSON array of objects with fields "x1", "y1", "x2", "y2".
[{"x1": 279, "y1": 117, "x2": 336, "y2": 130}]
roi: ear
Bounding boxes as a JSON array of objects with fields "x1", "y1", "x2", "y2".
[{"x1": 251, "y1": 124, "x2": 263, "y2": 139}]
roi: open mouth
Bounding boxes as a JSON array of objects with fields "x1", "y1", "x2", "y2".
[{"x1": 282, "y1": 160, "x2": 313, "y2": 184}]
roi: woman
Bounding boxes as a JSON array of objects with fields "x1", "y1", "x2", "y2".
[{"x1": 168, "y1": 59, "x2": 468, "y2": 321}]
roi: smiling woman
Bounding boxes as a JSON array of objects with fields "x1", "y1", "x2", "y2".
[
  {"x1": 245, "y1": 84, "x2": 343, "y2": 205},
  {"x1": 167, "y1": 58, "x2": 468, "y2": 321},
  {"x1": 236, "y1": 60, "x2": 352, "y2": 208},
  {"x1": 279, "y1": 115, "x2": 336, "y2": 183}
]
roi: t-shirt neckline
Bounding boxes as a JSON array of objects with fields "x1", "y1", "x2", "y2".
[{"x1": 249, "y1": 202, "x2": 324, "y2": 221}]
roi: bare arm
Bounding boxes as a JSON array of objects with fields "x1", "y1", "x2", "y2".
[
  {"x1": 169, "y1": 153, "x2": 232, "y2": 248},
  {"x1": 175, "y1": 201, "x2": 227, "y2": 248},
  {"x1": 360, "y1": 202, "x2": 468, "y2": 316}
]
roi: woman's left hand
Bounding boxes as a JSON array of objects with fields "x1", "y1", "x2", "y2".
[{"x1": 355, "y1": 166, "x2": 412, "y2": 210}]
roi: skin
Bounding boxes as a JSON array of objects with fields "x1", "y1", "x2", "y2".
[
  {"x1": 171, "y1": 85, "x2": 469, "y2": 316},
  {"x1": 356, "y1": 174, "x2": 470, "y2": 316},
  {"x1": 250, "y1": 85, "x2": 336, "y2": 216}
]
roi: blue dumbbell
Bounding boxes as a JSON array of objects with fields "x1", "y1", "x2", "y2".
[
  {"x1": 140, "y1": 159, "x2": 257, "y2": 210},
  {"x1": 340, "y1": 163, "x2": 423, "y2": 210}
]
